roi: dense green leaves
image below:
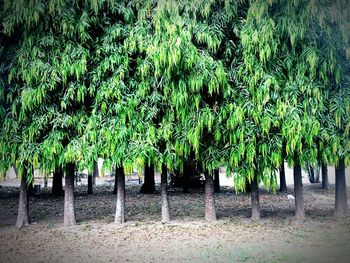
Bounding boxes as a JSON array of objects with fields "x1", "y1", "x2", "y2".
[{"x1": 0, "y1": 0, "x2": 348, "y2": 192}]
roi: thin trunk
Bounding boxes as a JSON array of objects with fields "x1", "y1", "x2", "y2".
[
  {"x1": 52, "y1": 168, "x2": 63, "y2": 196},
  {"x1": 140, "y1": 163, "x2": 155, "y2": 193},
  {"x1": 87, "y1": 173, "x2": 93, "y2": 195},
  {"x1": 92, "y1": 160, "x2": 98, "y2": 186},
  {"x1": 251, "y1": 173, "x2": 261, "y2": 220},
  {"x1": 161, "y1": 164, "x2": 170, "y2": 223},
  {"x1": 322, "y1": 165, "x2": 329, "y2": 190},
  {"x1": 113, "y1": 167, "x2": 118, "y2": 194},
  {"x1": 183, "y1": 163, "x2": 190, "y2": 193},
  {"x1": 293, "y1": 163, "x2": 305, "y2": 220},
  {"x1": 115, "y1": 166, "x2": 125, "y2": 224},
  {"x1": 214, "y1": 169, "x2": 220, "y2": 193},
  {"x1": 279, "y1": 162, "x2": 287, "y2": 192},
  {"x1": 245, "y1": 181, "x2": 252, "y2": 193},
  {"x1": 64, "y1": 163, "x2": 76, "y2": 226},
  {"x1": 204, "y1": 171, "x2": 217, "y2": 222},
  {"x1": 16, "y1": 169, "x2": 30, "y2": 228},
  {"x1": 335, "y1": 158, "x2": 348, "y2": 219},
  {"x1": 44, "y1": 175, "x2": 48, "y2": 188}
]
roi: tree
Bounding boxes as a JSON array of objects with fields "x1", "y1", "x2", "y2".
[
  {"x1": 15, "y1": 167, "x2": 30, "y2": 228},
  {"x1": 87, "y1": 171, "x2": 93, "y2": 195},
  {"x1": 279, "y1": 162, "x2": 287, "y2": 192},
  {"x1": 321, "y1": 165, "x2": 329, "y2": 190},
  {"x1": 115, "y1": 166, "x2": 125, "y2": 224},
  {"x1": 335, "y1": 159, "x2": 348, "y2": 218},
  {"x1": 140, "y1": 164, "x2": 155, "y2": 194},
  {"x1": 214, "y1": 169, "x2": 220, "y2": 193},
  {"x1": 161, "y1": 164, "x2": 170, "y2": 223},
  {"x1": 251, "y1": 171, "x2": 261, "y2": 220},
  {"x1": 52, "y1": 168, "x2": 63, "y2": 196},
  {"x1": 293, "y1": 161, "x2": 305, "y2": 220},
  {"x1": 64, "y1": 163, "x2": 76, "y2": 226},
  {"x1": 204, "y1": 171, "x2": 217, "y2": 222},
  {"x1": 92, "y1": 160, "x2": 98, "y2": 186}
]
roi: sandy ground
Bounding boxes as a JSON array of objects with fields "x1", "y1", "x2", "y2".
[{"x1": 0, "y1": 181, "x2": 350, "y2": 263}]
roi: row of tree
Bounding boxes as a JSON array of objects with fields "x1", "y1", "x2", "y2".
[{"x1": 0, "y1": 0, "x2": 349, "y2": 228}]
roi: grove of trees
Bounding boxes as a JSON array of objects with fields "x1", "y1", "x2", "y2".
[{"x1": 0, "y1": 0, "x2": 349, "y2": 228}]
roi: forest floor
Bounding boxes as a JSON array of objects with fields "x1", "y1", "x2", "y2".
[{"x1": 0, "y1": 182, "x2": 350, "y2": 263}]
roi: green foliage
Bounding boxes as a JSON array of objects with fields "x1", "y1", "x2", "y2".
[{"x1": 0, "y1": 0, "x2": 349, "y2": 192}]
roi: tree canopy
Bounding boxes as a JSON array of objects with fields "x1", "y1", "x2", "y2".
[{"x1": 0, "y1": 0, "x2": 349, "y2": 193}]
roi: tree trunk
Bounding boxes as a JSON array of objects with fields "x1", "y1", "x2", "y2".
[
  {"x1": 16, "y1": 169, "x2": 30, "y2": 228},
  {"x1": 214, "y1": 169, "x2": 220, "y2": 193},
  {"x1": 92, "y1": 160, "x2": 98, "y2": 186},
  {"x1": 251, "y1": 173, "x2": 261, "y2": 220},
  {"x1": 52, "y1": 168, "x2": 63, "y2": 196},
  {"x1": 335, "y1": 158, "x2": 348, "y2": 219},
  {"x1": 44, "y1": 175, "x2": 48, "y2": 188},
  {"x1": 183, "y1": 164, "x2": 190, "y2": 193},
  {"x1": 279, "y1": 162, "x2": 287, "y2": 192},
  {"x1": 245, "y1": 180, "x2": 252, "y2": 193},
  {"x1": 113, "y1": 166, "x2": 118, "y2": 194},
  {"x1": 64, "y1": 163, "x2": 76, "y2": 226},
  {"x1": 204, "y1": 171, "x2": 217, "y2": 222},
  {"x1": 161, "y1": 164, "x2": 170, "y2": 223},
  {"x1": 115, "y1": 166, "x2": 125, "y2": 224},
  {"x1": 87, "y1": 173, "x2": 93, "y2": 195},
  {"x1": 294, "y1": 163, "x2": 305, "y2": 220},
  {"x1": 140, "y1": 163, "x2": 155, "y2": 193},
  {"x1": 322, "y1": 165, "x2": 329, "y2": 190}
]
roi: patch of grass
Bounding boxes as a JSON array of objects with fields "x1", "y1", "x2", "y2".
[{"x1": 294, "y1": 229, "x2": 310, "y2": 239}]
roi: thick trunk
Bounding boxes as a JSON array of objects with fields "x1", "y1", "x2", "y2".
[
  {"x1": 335, "y1": 158, "x2": 348, "y2": 219},
  {"x1": 294, "y1": 164, "x2": 305, "y2": 220},
  {"x1": 279, "y1": 162, "x2": 287, "y2": 192},
  {"x1": 16, "y1": 169, "x2": 30, "y2": 228},
  {"x1": 214, "y1": 169, "x2": 220, "y2": 193},
  {"x1": 52, "y1": 168, "x2": 63, "y2": 196},
  {"x1": 87, "y1": 173, "x2": 93, "y2": 195},
  {"x1": 204, "y1": 171, "x2": 217, "y2": 222},
  {"x1": 251, "y1": 173, "x2": 261, "y2": 220},
  {"x1": 92, "y1": 160, "x2": 98, "y2": 186},
  {"x1": 64, "y1": 163, "x2": 76, "y2": 226},
  {"x1": 322, "y1": 165, "x2": 329, "y2": 190},
  {"x1": 161, "y1": 164, "x2": 170, "y2": 223},
  {"x1": 140, "y1": 163, "x2": 155, "y2": 193},
  {"x1": 115, "y1": 166, "x2": 125, "y2": 224}
]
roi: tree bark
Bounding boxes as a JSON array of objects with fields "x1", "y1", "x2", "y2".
[
  {"x1": 251, "y1": 173, "x2": 261, "y2": 220},
  {"x1": 16, "y1": 169, "x2": 30, "y2": 228},
  {"x1": 294, "y1": 163, "x2": 305, "y2": 220},
  {"x1": 204, "y1": 171, "x2": 217, "y2": 222},
  {"x1": 214, "y1": 169, "x2": 220, "y2": 193},
  {"x1": 52, "y1": 168, "x2": 63, "y2": 196},
  {"x1": 322, "y1": 165, "x2": 329, "y2": 190},
  {"x1": 279, "y1": 162, "x2": 287, "y2": 192},
  {"x1": 335, "y1": 158, "x2": 348, "y2": 219},
  {"x1": 115, "y1": 166, "x2": 125, "y2": 224},
  {"x1": 92, "y1": 160, "x2": 98, "y2": 186},
  {"x1": 161, "y1": 164, "x2": 170, "y2": 223},
  {"x1": 87, "y1": 173, "x2": 93, "y2": 195},
  {"x1": 64, "y1": 163, "x2": 76, "y2": 226},
  {"x1": 140, "y1": 163, "x2": 155, "y2": 193}
]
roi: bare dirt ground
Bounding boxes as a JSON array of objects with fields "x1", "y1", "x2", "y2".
[{"x1": 0, "y1": 182, "x2": 350, "y2": 263}]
